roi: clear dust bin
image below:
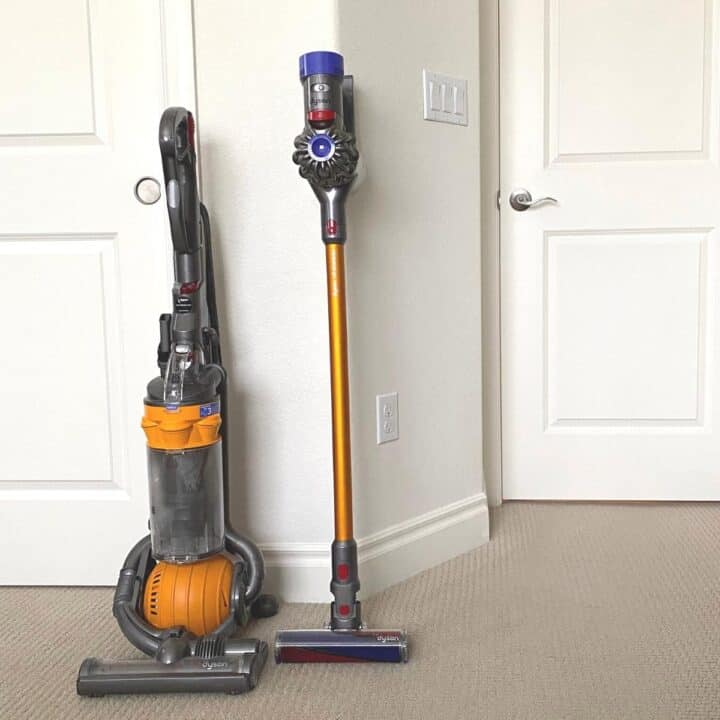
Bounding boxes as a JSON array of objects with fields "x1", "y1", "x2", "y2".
[{"x1": 147, "y1": 441, "x2": 225, "y2": 563}]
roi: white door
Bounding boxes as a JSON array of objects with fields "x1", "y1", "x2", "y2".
[
  {"x1": 0, "y1": 0, "x2": 194, "y2": 582},
  {"x1": 501, "y1": 0, "x2": 720, "y2": 499}
]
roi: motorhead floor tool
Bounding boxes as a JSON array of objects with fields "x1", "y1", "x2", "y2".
[
  {"x1": 77, "y1": 107, "x2": 277, "y2": 697},
  {"x1": 274, "y1": 52, "x2": 408, "y2": 664}
]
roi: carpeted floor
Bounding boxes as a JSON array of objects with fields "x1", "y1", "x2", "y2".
[{"x1": 1, "y1": 502, "x2": 719, "y2": 719}]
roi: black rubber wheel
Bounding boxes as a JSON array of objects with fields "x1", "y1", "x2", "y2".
[{"x1": 251, "y1": 593, "x2": 279, "y2": 619}]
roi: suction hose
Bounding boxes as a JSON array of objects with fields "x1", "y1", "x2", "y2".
[
  {"x1": 225, "y1": 529, "x2": 265, "y2": 604},
  {"x1": 113, "y1": 535, "x2": 163, "y2": 657}
]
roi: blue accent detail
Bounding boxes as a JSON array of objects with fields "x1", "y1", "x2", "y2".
[
  {"x1": 200, "y1": 401, "x2": 220, "y2": 418},
  {"x1": 309, "y1": 134, "x2": 335, "y2": 159},
  {"x1": 299, "y1": 51, "x2": 344, "y2": 80},
  {"x1": 164, "y1": 403, "x2": 179, "y2": 412}
]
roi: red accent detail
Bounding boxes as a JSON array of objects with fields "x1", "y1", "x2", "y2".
[
  {"x1": 277, "y1": 647, "x2": 366, "y2": 663},
  {"x1": 180, "y1": 280, "x2": 201, "y2": 294},
  {"x1": 309, "y1": 110, "x2": 336, "y2": 122},
  {"x1": 326, "y1": 219, "x2": 338, "y2": 235},
  {"x1": 337, "y1": 563, "x2": 350, "y2": 581},
  {"x1": 187, "y1": 112, "x2": 195, "y2": 150},
  {"x1": 339, "y1": 604, "x2": 351, "y2": 616}
]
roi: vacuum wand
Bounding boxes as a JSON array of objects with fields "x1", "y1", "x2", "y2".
[
  {"x1": 158, "y1": 107, "x2": 212, "y2": 406},
  {"x1": 275, "y1": 51, "x2": 407, "y2": 664},
  {"x1": 325, "y1": 241, "x2": 361, "y2": 628}
]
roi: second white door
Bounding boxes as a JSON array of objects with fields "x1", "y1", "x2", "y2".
[{"x1": 501, "y1": 0, "x2": 720, "y2": 499}]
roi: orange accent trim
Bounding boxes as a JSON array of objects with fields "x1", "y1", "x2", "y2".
[
  {"x1": 142, "y1": 402, "x2": 221, "y2": 450},
  {"x1": 142, "y1": 555, "x2": 232, "y2": 636},
  {"x1": 326, "y1": 244, "x2": 354, "y2": 541}
]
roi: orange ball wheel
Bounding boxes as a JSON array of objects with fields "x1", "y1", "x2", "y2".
[{"x1": 143, "y1": 554, "x2": 233, "y2": 636}]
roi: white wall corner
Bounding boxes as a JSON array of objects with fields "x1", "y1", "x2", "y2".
[
  {"x1": 479, "y1": 0, "x2": 502, "y2": 508},
  {"x1": 261, "y1": 492, "x2": 489, "y2": 603}
]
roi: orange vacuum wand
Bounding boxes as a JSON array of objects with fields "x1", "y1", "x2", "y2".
[{"x1": 326, "y1": 243, "x2": 354, "y2": 543}]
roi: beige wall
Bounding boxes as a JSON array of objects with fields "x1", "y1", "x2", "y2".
[
  {"x1": 194, "y1": 0, "x2": 339, "y2": 545},
  {"x1": 194, "y1": 0, "x2": 484, "y2": 551},
  {"x1": 337, "y1": 0, "x2": 484, "y2": 536}
]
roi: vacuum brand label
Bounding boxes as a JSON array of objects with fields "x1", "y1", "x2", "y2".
[
  {"x1": 201, "y1": 660, "x2": 229, "y2": 670},
  {"x1": 174, "y1": 295, "x2": 193, "y2": 314},
  {"x1": 200, "y1": 401, "x2": 220, "y2": 417}
]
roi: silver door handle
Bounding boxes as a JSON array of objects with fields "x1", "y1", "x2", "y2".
[{"x1": 509, "y1": 188, "x2": 557, "y2": 212}]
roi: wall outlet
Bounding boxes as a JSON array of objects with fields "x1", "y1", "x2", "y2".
[
  {"x1": 422, "y1": 69, "x2": 468, "y2": 126},
  {"x1": 376, "y1": 392, "x2": 399, "y2": 444}
]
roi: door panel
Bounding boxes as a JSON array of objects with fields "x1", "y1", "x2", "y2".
[
  {"x1": 0, "y1": 0, "x2": 187, "y2": 582},
  {"x1": 550, "y1": 0, "x2": 709, "y2": 160},
  {"x1": 0, "y1": 0, "x2": 97, "y2": 136},
  {"x1": 546, "y1": 231, "x2": 705, "y2": 425},
  {"x1": 501, "y1": 0, "x2": 720, "y2": 499},
  {"x1": 1, "y1": 236, "x2": 120, "y2": 484}
]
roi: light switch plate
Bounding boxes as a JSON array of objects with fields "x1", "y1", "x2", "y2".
[{"x1": 422, "y1": 69, "x2": 468, "y2": 126}]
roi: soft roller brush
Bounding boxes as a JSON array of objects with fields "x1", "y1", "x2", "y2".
[{"x1": 274, "y1": 51, "x2": 408, "y2": 665}]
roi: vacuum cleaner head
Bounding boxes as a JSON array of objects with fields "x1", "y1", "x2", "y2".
[
  {"x1": 275, "y1": 629, "x2": 408, "y2": 663},
  {"x1": 78, "y1": 639, "x2": 268, "y2": 696}
]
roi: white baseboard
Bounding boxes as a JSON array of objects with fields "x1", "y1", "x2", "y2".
[
  {"x1": 260, "y1": 543, "x2": 328, "y2": 604},
  {"x1": 261, "y1": 492, "x2": 489, "y2": 603}
]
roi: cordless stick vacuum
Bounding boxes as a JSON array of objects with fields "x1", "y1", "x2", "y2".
[
  {"x1": 274, "y1": 52, "x2": 408, "y2": 664},
  {"x1": 77, "y1": 108, "x2": 277, "y2": 696}
]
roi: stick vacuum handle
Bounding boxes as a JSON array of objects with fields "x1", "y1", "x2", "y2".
[{"x1": 159, "y1": 107, "x2": 200, "y2": 255}]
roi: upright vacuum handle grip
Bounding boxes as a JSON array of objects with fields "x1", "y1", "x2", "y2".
[{"x1": 159, "y1": 107, "x2": 201, "y2": 255}]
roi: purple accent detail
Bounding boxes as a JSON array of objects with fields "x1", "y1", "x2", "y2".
[{"x1": 277, "y1": 647, "x2": 363, "y2": 663}]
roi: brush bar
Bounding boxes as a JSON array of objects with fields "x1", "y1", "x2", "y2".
[{"x1": 275, "y1": 629, "x2": 408, "y2": 663}]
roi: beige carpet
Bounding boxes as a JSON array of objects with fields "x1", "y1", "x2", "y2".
[{"x1": 1, "y1": 502, "x2": 719, "y2": 719}]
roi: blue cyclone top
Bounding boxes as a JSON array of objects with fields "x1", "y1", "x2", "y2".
[{"x1": 299, "y1": 51, "x2": 344, "y2": 80}]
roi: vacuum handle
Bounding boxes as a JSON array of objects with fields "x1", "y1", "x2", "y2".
[{"x1": 159, "y1": 107, "x2": 200, "y2": 255}]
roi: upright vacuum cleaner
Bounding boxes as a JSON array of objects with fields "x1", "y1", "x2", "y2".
[
  {"x1": 77, "y1": 107, "x2": 277, "y2": 696},
  {"x1": 274, "y1": 52, "x2": 408, "y2": 664}
]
